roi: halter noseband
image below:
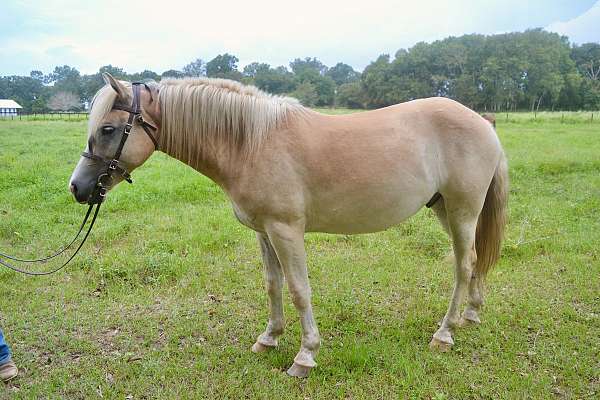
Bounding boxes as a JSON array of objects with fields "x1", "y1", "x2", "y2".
[{"x1": 82, "y1": 82, "x2": 159, "y2": 204}]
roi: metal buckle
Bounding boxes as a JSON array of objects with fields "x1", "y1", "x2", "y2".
[
  {"x1": 124, "y1": 123, "x2": 133, "y2": 133},
  {"x1": 108, "y1": 160, "x2": 118, "y2": 171}
]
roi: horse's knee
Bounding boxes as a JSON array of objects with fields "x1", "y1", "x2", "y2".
[
  {"x1": 266, "y1": 277, "x2": 282, "y2": 297},
  {"x1": 288, "y1": 284, "x2": 311, "y2": 310},
  {"x1": 457, "y1": 248, "x2": 477, "y2": 280}
]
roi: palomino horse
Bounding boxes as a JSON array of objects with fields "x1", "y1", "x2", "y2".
[{"x1": 70, "y1": 73, "x2": 508, "y2": 377}]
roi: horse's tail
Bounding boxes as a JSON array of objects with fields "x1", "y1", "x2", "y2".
[{"x1": 475, "y1": 151, "x2": 509, "y2": 279}]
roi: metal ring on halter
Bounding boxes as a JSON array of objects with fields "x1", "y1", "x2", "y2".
[{"x1": 97, "y1": 173, "x2": 113, "y2": 188}]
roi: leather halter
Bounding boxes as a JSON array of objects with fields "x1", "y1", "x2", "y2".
[{"x1": 82, "y1": 82, "x2": 158, "y2": 204}]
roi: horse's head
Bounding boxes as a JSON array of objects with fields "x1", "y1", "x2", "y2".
[{"x1": 69, "y1": 73, "x2": 161, "y2": 204}]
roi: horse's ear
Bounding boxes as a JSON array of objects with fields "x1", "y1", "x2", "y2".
[{"x1": 102, "y1": 72, "x2": 127, "y2": 100}]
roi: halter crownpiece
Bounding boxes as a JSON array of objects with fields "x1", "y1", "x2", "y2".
[{"x1": 82, "y1": 82, "x2": 159, "y2": 204}]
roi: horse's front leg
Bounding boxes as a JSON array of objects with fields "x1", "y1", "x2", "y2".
[
  {"x1": 252, "y1": 232, "x2": 285, "y2": 352},
  {"x1": 265, "y1": 221, "x2": 320, "y2": 378}
]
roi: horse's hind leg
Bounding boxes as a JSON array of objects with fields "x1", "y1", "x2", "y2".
[
  {"x1": 461, "y1": 271, "x2": 484, "y2": 325},
  {"x1": 430, "y1": 202, "x2": 479, "y2": 350},
  {"x1": 252, "y1": 232, "x2": 285, "y2": 353},
  {"x1": 431, "y1": 197, "x2": 455, "y2": 264},
  {"x1": 431, "y1": 197, "x2": 449, "y2": 235},
  {"x1": 433, "y1": 196, "x2": 483, "y2": 326}
]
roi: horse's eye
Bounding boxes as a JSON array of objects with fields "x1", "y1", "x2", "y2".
[{"x1": 102, "y1": 126, "x2": 115, "y2": 135}]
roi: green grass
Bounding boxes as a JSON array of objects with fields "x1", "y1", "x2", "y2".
[
  {"x1": 496, "y1": 111, "x2": 598, "y2": 125},
  {"x1": 0, "y1": 115, "x2": 598, "y2": 399}
]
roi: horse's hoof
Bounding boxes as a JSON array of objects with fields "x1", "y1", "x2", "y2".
[
  {"x1": 251, "y1": 341, "x2": 276, "y2": 353},
  {"x1": 459, "y1": 309, "x2": 481, "y2": 326},
  {"x1": 287, "y1": 362, "x2": 312, "y2": 378},
  {"x1": 429, "y1": 337, "x2": 453, "y2": 352}
]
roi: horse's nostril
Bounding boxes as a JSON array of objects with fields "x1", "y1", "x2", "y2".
[{"x1": 70, "y1": 183, "x2": 78, "y2": 195}]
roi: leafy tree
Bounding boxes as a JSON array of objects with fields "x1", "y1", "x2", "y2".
[
  {"x1": 30, "y1": 70, "x2": 44, "y2": 82},
  {"x1": 49, "y1": 65, "x2": 82, "y2": 97},
  {"x1": 571, "y1": 43, "x2": 600, "y2": 80},
  {"x1": 129, "y1": 70, "x2": 160, "y2": 82},
  {"x1": 290, "y1": 82, "x2": 318, "y2": 106},
  {"x1": 49, "y1": 65, "x2": 80, "y2": 83},
  {"x1": 287, "y1": 57, "x2": 336, "y2": 105},
  {"x1": 206, "y1": 53, "x2": 242, "y2": 80},
  {"x1": 516, "y1": 30, "x2": 570, "y2": 111},
  {"x1": 582, "y1": 79, "x2": 600, "y2": 110},
  {"x1": 337, "y1": 81, "x2": 366, "y2": 108},
  {"x1": 98, "y1": 65, "x2": 127, "y2": 80},
  {"x1": 290, "y1": 57, "x2": 328, "y2": 76},
  {"x1": 31, "y1": 97, "x2": 48, "y2": 113},
  {"x1": 161, "y1": 69, "x2": 185, "y2": 79},
  {"x1": 243, "y1": 62, "x2": 271, "y2": 78},
  {"x1": 80, "y1": 73, "x2": 104, "y2": 103},
  {"x1": 360, "y1": 30, "x2": 590, "y2": 111},
  {"x1": 326, "y1": 63, "x2": 359, "y2": 86},
  {"x1": 571, "y1": 43, "x2": 600, "y2": 109},
  {"x1": 294, "y1": 68, "x2": 335, "y2": 106},
  {"x1": 311, "y1": 75, "x2": 336, "y2": 106},
  {"x1": 253, "y1": 66, "x2": 296, "y2": 94},
  {"x1": 183, "y1": 58, "x2": 206, "y2": 77},
  {"x1": 362, "y1": 54, "x2": 399, "y2": 107},
  {"x1": 0, "y1": 75, "x2": 47, "y2": 112}
]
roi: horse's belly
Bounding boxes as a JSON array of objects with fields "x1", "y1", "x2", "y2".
[{"x1": 305, "y1": 187, "x2": 430, "y2": 234}]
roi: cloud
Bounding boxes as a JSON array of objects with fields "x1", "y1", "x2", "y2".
[{"x1": 546, "y1": 1, "x2": 600, "y2": 44}]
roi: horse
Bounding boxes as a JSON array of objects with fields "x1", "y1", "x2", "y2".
[
  {"x1": 481, "y1": 113, "x2": 497, "y2": 129},
  {"x1": 69, "y1": 73, "x2": 508, "y2": 378}
]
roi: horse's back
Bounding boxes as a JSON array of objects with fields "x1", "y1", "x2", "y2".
[{"x1": 233, "y1": 97, "x2": 503, "y2": 234}]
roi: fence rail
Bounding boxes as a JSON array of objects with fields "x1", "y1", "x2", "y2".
[{"x1": 0, "y1": 112, "x2": 89, "y2": 121}]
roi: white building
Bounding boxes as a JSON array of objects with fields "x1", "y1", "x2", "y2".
[{"x1": 0, "y1": 99, "x2": 23, "y2": 117}]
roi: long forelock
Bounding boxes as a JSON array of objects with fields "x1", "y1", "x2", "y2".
[
  {"x1": 158, "y1": 77, "x2": 304, "y2": 163},
  {"x1": 88, "y1": 83, "x2": 130, "y2": 136}
]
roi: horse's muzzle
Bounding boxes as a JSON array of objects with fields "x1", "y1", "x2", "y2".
[{"x1": 69, "y1": 179, "x2": 99, "y2": 204}]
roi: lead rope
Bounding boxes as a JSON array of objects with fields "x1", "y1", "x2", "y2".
[
  {"x1": 0, "y1": 204, "x2": 101, "y2": 276},
  {"x1": 0, "y1": 204, "x2": 94, "y2": 262}
]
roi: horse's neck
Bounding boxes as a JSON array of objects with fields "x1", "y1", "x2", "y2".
[{"x1": 158, "y1": 128, "x2": 238, "y2": 190}]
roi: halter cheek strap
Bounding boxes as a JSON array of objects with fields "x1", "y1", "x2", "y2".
[{"x1": 81, "y1": 82, "x2": 159, "y2": 204}]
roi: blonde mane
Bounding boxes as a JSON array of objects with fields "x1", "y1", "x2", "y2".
[{"x1": 158, "y1": 77, "x2": 304, "y2": 163}]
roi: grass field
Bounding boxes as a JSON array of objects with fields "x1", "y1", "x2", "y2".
[{"x1": 0, "y1": 112, "x2": 598, "y2": 399}]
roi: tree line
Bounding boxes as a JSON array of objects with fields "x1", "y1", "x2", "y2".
[{"x1": 1, "y1": 29, "x2": 599, "y2": 113}]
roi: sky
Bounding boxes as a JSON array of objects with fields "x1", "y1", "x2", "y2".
[{"x1": 0, "y1": 0, "x2": 599, "y2": 76}]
